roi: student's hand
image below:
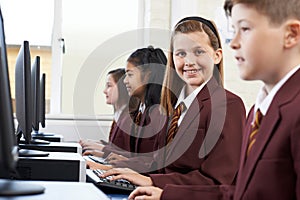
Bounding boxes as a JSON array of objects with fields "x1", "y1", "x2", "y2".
[
  {"x1": 101, "y1": 168, "x2": 153, "y2": 186},
  {"x1": 85, "y1": 160, "x2": 112, "y2": 170},
  {"x1": 105, "y1": 152, "x2": 128, "y2": 164},
  {"x1": 128, "y1": 186, "x2": 163, "y2": 200},
  {"x1": 82, "y1": 142, "x2": 105, "y2": 152},
  {"x1": 82, "y1": 149, "x2": 104, "y2": 157},
  {"x1": 79, "y1": 139, "x2": 101, "y2": 147}
]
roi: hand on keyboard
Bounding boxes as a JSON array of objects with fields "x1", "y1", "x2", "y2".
[
  {"x1": 82, "y1": 149, "x2": 104, "y2": 157},
  {"x1": 87, "y1": 155, "x2": 110, "y2": 165},
  {"x1": 100, "y1": 168, "x2": 153, "y2": 186},
  {"x1": 105, "y1": 152, "x2": 129, "y2": 164},
  {"x1": 88, "y1": 169, "x2": 137, "y2": 194},
  {"x1": 85, "y1": 159, "x2": 113, "y2": 171}
]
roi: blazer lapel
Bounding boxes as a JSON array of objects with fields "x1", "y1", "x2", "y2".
[
  {"x1": 236, "y1": 68, "x2": 300, "y2": 199},
  {"x1": 235, "y1": 108, "x2": 280, "y2": 199},
  {"x1": 165, "y1": 79, "x2": 218, "y2": 161},
  {"x1": 110, "y1": 108, "x2": 127, "y2": 142},
  {"x1": 165, "y1": 94, "x2": 204, "y2": 162}
]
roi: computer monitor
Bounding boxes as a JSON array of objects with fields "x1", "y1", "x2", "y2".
[
  {"x1": 0, "y1": 18, "x2": 18, "y2": 181},
  {"x1": 39, "y1": 73, "x2": 46, "y2": 129},
  {"x1": 15, "y1": 40, "x2": 33, "y2": 144},
  {"x1": 0, "y1": 6, "x2": 45, "y2": 196},
  {"x1": 31, "y1": 70, "x2": 53, "y2": 137},
  {"x1": 15, "y1": 42, "x2": 49, "y2": 145},
  {"x1": 31, "y1": 56, "x2": 40, "y2": 132}
]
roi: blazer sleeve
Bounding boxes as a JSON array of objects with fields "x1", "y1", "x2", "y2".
[
  {"x1": 291, "y1": 115, "x2": 300, "y2": 199},
  {"x1": 161, "y1": 184, "x2": 235, "y2": 200},
  {"x1": 150, "y1": 92, "x2": 246, "y2": 188}
]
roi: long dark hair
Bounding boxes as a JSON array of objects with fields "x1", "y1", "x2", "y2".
[{"x1": 127, "y1": 46, "x2": 167, "y2": 109}]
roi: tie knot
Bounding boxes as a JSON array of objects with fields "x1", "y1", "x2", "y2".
[
  {"x1": 175, "y1": 102, "x2": 185, "y2": 115},
  {"x1": 253, "y1": 109, "x2": 263, "y2": 128},
  {"x1": 135, "y1": 111, "x2": 142, "y2": 125}
]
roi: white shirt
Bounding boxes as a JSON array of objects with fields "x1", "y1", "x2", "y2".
[
  {"x1": 138, "y1": 103, "x2": 146, "y2": 113},
  {"x1": 175, "y1": 81, "x2": 208, "y2": 125},
  {"x1": 114, "y1": 104, "x2": 126, "y2": 122},
  {"x1": 254, "y1": 65, "x2": 300, "y2": 118}
]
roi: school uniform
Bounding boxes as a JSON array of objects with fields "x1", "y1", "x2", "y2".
[
  {"x1": 149, "y1": 77, "x2": 246, "y2": 188},
  {"x1": 102, "y1": 106, "x2": 132, "y2": 157},
  {"x1": 160, "y1": 67, "x2": 300, "y2": 200},
  {"x1": 234, "y1": 66, "x2": 300, "y2": 200},
  {"x1": 111, "y1": 104, "x2": 167, "y2": 172}
]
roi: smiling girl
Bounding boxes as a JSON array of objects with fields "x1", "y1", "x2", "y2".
[{"x1": 100, "y1": 17, "x2": 246, "y2": 193}]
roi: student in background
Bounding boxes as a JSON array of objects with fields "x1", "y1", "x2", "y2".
[
  {"x1": 129, "y1": 0, "x2": 300, "y2": 199},
  {"x1": 100, "y1": 16, "x2": 245, "y2": 189},
  {"x1": 87, "y1": 46, "x2": 168, "y2": 170},
  {"x1": 80, "y1": 68, "x2": 132, "y2": 157}
]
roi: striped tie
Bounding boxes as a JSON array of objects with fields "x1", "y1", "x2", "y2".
[
  {"x1": 130, "y1": 111, "x2": 142, "y2": 152},
  {"x1": 108, "y1": 120, "x2": 116, "y2": 142},
  {"x1": 166, "y1": 102, "x2": 185, "y2": 144},
  {"x1": 247, "y1": 109, "x2": 263, "y2": 156},
  {"x1": 134, "y1": 111, "x2": 142, "y2": 136}
]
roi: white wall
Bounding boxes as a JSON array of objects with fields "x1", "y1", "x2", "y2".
[
  {"x1": 39, "y1": 115, "x2": 112, "y2": 142},
  {"x1": 58, "y1": 0, "x2": 261, "y2": 117},
  {"x1": 61, "y1": 0, "x2": 139, "y2": 115}
]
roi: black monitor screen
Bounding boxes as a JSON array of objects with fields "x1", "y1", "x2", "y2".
[
  {"x1": 0, "y1": 5, "x2": 45, "y2": 196},
  {"x1": 39, "y1": 73, "x2": 46, "y2": 128},
  {"x1": 31, "y1": 56, "x2": 40, "y2": 132},
  {"x1": 0, "y1": 5, "x2": 18, "y2": 179},
  {"x1": 15, "y1": 41, "x2": 33, "y2": 144}
]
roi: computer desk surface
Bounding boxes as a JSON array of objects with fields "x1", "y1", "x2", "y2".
[{"x1": 0, "y1": 181, "x2": 109, "y2": 200}]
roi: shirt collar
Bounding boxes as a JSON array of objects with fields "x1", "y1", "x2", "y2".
[
  {"x1": 175, "y1": 80, "x2": 208, "y2": 110},
  {"x1": 255, "y1": 64, "x2": 300, "y2": 115},
  {"x1": 138, "y1": 103, "x2": 146, "y2": 113},
  {"x1": 114, "y1": 104, "x2": 126, "y2": 121}
]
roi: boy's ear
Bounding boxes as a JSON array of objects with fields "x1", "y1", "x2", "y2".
[{"x1": 284, "y1": 20, "x2": 300, "y2": 48}]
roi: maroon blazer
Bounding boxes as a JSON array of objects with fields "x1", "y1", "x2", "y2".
[
  {"x1": 160, "y1": 69, "x2": 300, "y2": 200},
  {"x1": 234, "y1": 68, "x2": 300, "y2": 200},
  {"x1": 149, "y1": 78, "x2": 246, "y2": 188},
  {"x1": 112, "y1": 105, "x2": 167, "y2": 171},
  {"x1": 102, "y1": 107, "x2": 132, "y2": 157}
]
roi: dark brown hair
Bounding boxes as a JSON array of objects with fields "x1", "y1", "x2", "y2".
[
  {"x1": 127, "y1": 46, "x2": 167, "y2": 108},
  {"x1": 224, "y1": 0, "x2": 300, "y2": 25}
]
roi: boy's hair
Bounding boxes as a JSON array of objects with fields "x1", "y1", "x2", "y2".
[
  {"x1": 160, "y1": 17, "x2": 224, "y2": 116},
  {"x1": 224, "y1": 0, "x2": 300, "y2": 25}
]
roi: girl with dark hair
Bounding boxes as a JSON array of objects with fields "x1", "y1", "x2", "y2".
[{"x1": 86, "y1": 46, "x2": 168, "y2": 170}]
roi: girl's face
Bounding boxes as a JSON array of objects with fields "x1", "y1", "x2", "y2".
[
  {"x1": 173, "y1": 31, "x2": 222, "y2": 90},
  {"x1": 124, "y1": 62, "x2": 146, "y2": 99},
  {"x1": 103, "y1": 74, "x2": 119, "y2": 105}
]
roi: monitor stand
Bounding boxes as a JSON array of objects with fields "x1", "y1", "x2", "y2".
[
  {"x1": 32, "y1": 130, "x2": 63, "y2": 142},
  {"x1": 19, "y1": 138, "x2": 50, "y2": 145},
  {"x1": 18, "y1": 148, "x2": 49, "y2": 157},
  {"x1": 32, "y1": 131, "x2": 54, "y2": 137},
  {"x1": 0, "y1": 179, "x2": 45, "y2": 196}
]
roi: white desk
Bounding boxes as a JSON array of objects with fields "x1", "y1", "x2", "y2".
[{"x1": 0, "y1": 180, "x2": 109, "y2": 200}]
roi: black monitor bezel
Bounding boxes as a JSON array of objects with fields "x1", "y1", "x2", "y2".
[
  {"x1": 31, "y1": 56, "x2": 40, "y2": 132},
  {"x1": 0, "y1": 5, "x2": 18, "y2": 179},
  {"x1": 15, "y1": 40, "x2": 33, "y2": 144}
]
